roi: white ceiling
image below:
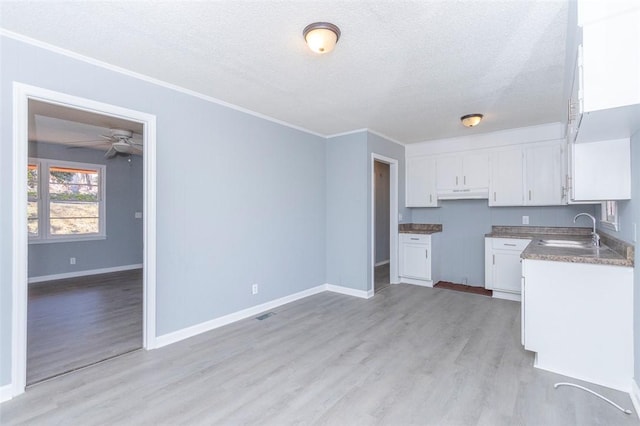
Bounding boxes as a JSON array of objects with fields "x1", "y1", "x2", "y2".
[{"x1": 2, "y1": 1, "x2": 570, "y2": 144}]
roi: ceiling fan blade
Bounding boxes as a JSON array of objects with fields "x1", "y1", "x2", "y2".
[{"x1": 104, "y1": 146, "x2": 118, "y2": 159}]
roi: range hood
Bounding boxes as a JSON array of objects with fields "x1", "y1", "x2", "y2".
[{"x1": 437, "y1": 187, "x2": 489, "y2": 200}]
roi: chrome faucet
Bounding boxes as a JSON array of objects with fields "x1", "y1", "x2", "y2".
[{"x1": 573, "y1": 212, "x2": 600, "y2": 247}]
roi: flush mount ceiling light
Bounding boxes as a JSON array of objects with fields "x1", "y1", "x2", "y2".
[
  {"x1": 460, "y1": 114, "x2": 484, "y2": 128},
  {"x1": 303, "y1": 22, "x2": 341, "y2": 54}
]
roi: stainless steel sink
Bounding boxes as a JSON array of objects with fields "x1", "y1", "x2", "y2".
[{"x1": 537, "y1": 239, "x2": 594, "y2": 249}]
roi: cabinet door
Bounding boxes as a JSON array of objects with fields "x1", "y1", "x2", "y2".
[
  {"x1": 400, "y1": 242, "x2": 431, "y2": 280},
  {"x1": 492, "y1": 251, "x2": 523, "y2": 294},
  {"x1": 489, "y1": 148, "x2": 523, "y2": 206},
  {"x1": 572, "y1": 138, "x2": 631, "y2": 200},
  {"x1": 462, "y1": 152, "x2": 489, "y2": 189},
  {"x1": 406, "y1": 156, "x2": 438, "y2": 207},
  {"x1": 436, "y1": 155, "x2": 460, "y2": 190},
  {"x1": 525, "y1": 143, "x2": 564, "y2": 205}
]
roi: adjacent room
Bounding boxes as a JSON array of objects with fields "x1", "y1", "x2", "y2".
[{"x1": 1, "y1": 1, "x2": 639, "y2": 425}]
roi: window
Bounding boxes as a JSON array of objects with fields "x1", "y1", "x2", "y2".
[
  {"x1": 600, "y1": 200, "x2": 619, "y2": 232},
  {"x1": 28, "y1": 159, "x2": 106, "y2": 243}
]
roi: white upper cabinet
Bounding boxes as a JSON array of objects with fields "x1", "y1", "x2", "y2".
[
  {"x1": 579, "y1": 3, "x2": 640, "y2": 113},
  {"x1": 489, "y1": 148, "x2": 524, "y2": 206},
  {"x1": 436, "y1": 152, "x2": 489, "y2": 198},
  {"x1": 406, "y1": 156, "x2": 438, "y2": 207},
  {"x1": 571, "y1": 138, "x2": 631, "y2": 201},
  {"x1": 490, "y1": 141, "x2": 565, "y2": 207},
  {"x1": 525, "y1": 143, "x2": 564, "y2": 206},
  {"x1": 571, "y1": 2, "x2": 640, "y2": 143}
]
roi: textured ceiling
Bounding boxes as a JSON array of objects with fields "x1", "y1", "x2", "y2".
[{"x1": 1, "y1": 1, "x2": 570, "y2": 143}]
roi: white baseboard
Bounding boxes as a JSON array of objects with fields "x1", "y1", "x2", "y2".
[
  {"x1": 0, "y1": 384, "x2": 13, "y2": 403},
  {"x1": 492, "y1": 291, "x2": 521, "y2": 302},
  {"x1": 400, "y1": 277, "x2": 434, "y2": 287},
  {"x1": 630, "y1": 379, "x2": 640, "y2": 419},
  {"x1": 28, "y1": 264, "x2": 143, "y2": 284},
  {"x1": 155, "y1": 285, "x2": 327, "y2": 348},
  {"x1": 325, "y1": 284, "x2": 374, "y2": 299},
  {"x1": 374, "y1": 260, "x2": 390, "y2": 267}
]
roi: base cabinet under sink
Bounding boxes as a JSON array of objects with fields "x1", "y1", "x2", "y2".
[{"x1": 485, "y1": 238, "x2": 531, "y2": 301}]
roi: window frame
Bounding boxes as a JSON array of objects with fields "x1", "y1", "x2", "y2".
[
  {"x1": 600, "y1": 200, "x2": 619, "y2": 232},
  {"x1": 28, "y1": 158, "x2": 106, "y2": 244}
]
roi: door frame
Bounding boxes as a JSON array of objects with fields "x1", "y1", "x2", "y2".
[
  {"x1": 11, "y1": 83, "x2": 157, "y2": 397},
  {"x1": 370, "y1": 153, "x2": 399, "y2": 292}
]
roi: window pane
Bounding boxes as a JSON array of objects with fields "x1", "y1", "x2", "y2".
[
  {"x1": 49, "y1": 167, "x2": 99, "y2": 202},
  {"x1": 28, "y1": 164, "x2": 38, "y2": 201},
  {"x1": 49, "y1": 201, "x2": 99, "y2": 235},
  {"x1": 28, "y1": 201, "x2": 38, "y2": 236},
  {"x1": 48, "y1": 166, "x2": 101, "y2": 236}
]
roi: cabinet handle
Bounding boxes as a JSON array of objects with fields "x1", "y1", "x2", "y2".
[
  {"x1": 410, "y1": 238, "x2": 420, "y2": 240},
  {"x1": 425, "y1": 248, "x2": 429, "y2": 259},
  {"x1": 493, "y1": 192, "x2": 496, "y2": 202},
  {"x1": 504, "y1": 243, "x2": 517, "y2": 247},
  {"x1": 429, "y1": 194, "x2": 432, "y2": 203},
  {"x1": 464, "y1": 176, "x2": 466, "y2": 185},
  {"x1": 455, "y1": 176, "x2": 458, "y2": 186},
  {"x1": 528, "y1": 190, "x2": 532, "y2": 201},
  {"x1": 492, "y1": 254, "x2": 495, "y2": 265}
]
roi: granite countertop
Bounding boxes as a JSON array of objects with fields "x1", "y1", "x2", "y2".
[
  {"x1": 398, "y1": 223, "x2": 443, "y2": 234},
  {"x1": 487, "y1": 226, "x2": 634, "y2": 267}
]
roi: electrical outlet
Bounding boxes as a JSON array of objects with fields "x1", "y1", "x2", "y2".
[
  {"x1": 461, "y1": 277, "x2": 468, "y2": 285},
  {"x1": 70, "y1": 257, "x2": 76, "y2": 265},
  {"x1": 398, "y1": 213, "x2": 403, "y2": 221},
  {"x1": 134, "y1": 212, "x2": 143, "y2": 219},
  {"x1": 252, "y1": 283, "x2": 259, "y2": 295},
  {"x1": 522, "y1": 216, "x2": 530, "y2": 225}
]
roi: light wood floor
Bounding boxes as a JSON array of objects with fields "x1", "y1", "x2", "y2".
[
  {"x1": 375, "y1": 263, "x2": 390, "y2": 293},
  {"x1": 27, "y1": 269, "x2": 142, "y2": 385},
  {"x1": 4, "y1": 284, "x2": 638, "y2": 425}
]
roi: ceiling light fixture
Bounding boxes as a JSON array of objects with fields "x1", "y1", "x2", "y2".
[
  {"x1": 460, "y1": 114, "x2": 483, "y2": 128},
  {"x1": 303, "y1": 22, "x2": 341, "y2": 54}
]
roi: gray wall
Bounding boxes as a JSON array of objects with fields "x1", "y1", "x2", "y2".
[
  {"x1": 1, "y1": 35, "x2": 326, "y2": 386},
  {"x1": 374, "y1": 161, "x2": 390, "y2": 264},
  {"x1": 411, "y1": 202, "x2": 599, "y2": 286},
  {"x1": 325, "y1": 132, "x2": 368, "y2": 290},
  {"x1": 28, "y1": 142, "x2": 143, "y2": 278}
]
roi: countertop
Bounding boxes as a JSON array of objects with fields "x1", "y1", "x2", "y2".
[
  {"x1": 486, "y1": 226, "x2": 634, "y2": 267},
  {"x1": 398, "y1": 223, "x2": 443, "y2": 234}
]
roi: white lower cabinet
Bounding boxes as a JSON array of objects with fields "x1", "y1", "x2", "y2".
[
  {"x1": 399, "y1": 233, "x2": 439, "y2": 287},
  {"x1": 522, "y1": 259, "x2": 633, "y2": 392},
  {"x1": 484, "y1": 238, "x2": 531, "y2": 301}
]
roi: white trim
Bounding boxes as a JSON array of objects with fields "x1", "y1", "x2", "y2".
[
  {"x1": 492, "y1": 291, "x2": 521, "y2": 302},
  {"x1": 325, "y1": 284, "x2": 374, "y2": 299},
  {"x1": 401, "y1": 278, "x2": 434, "y2": 287},
  {"x1": 375, "y1": 260, "x2": 390, "y2": 267},
  {"x1": 325, "y1": 128, "x2": 405, "y2": 147},
  {"x1": 0, "y1": 29, "x2": 325, "y2": 139},
  {"x1": 155, "y1": 285, "x2": 327, "y2": 348},
  {"x1": 0, "y1": 384, "x2": 13, "y2": 403},
  {"x1": 28, "y1": 264, "x2": 143, "y2": 284},
  {"x1": 371, "y1": 153, "x2": 400, "y2": 293},
  {"x1": 630, "y1": 379, "x2": 640, "y2": 419},
  {"x1": 11, "y1": 83, "x2": 157, "y2": 399}
]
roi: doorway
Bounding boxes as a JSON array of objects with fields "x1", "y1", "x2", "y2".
[
  {"x1": 11, "y1": 84, "x2": 157, "y2": 397},
  {"x1": 370, "y1": 153, "x2": 399, "y2": 293},
  {"x1": 374, "y1": 160, "x2": 391, "y2": 292}
]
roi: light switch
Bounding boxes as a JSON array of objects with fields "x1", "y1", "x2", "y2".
[
  {"x1": 135, "y1": 212, "x2": 143, "y2": 219},
  {"x1": 522, "y1": 216, "x2": 530, "y2": 225},
  {"x1": 398, "y1": 213, "x2": 403, "y2": 221}
]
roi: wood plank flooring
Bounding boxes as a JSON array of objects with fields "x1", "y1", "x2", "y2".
[
  {"x1": 4, "y1": 284, "x2": 637, "y2": 425},
  {"x1": 27, "y1": 269, "x2": 143, "y2": 385},
  {"x1": 375, "y1": 263, "x2": 390, "y2": 293}
]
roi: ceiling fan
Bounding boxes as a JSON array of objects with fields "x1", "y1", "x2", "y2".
[{"x1": 101, "y1": 129, "x2": 143, "y2": 158}]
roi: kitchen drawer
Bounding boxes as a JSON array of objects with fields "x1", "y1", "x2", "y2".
[
  {"x1": 400, "y1": 233, "x2": 431, "y2": 244},
  {"x1": 490, "y1": 238, "x2": 531, "y2": 251}
]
